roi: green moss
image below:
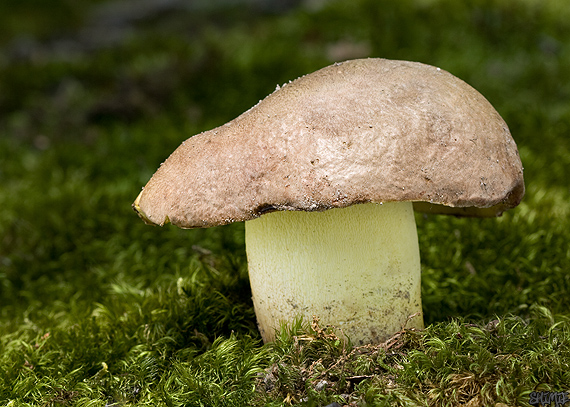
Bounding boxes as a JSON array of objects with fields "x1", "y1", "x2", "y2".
[{"x1": 1, "y1": 0, "x2": 569, "y2": 405}]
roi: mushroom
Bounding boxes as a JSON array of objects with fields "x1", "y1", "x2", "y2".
[{"x1": 133, "y1": 58, "x2": 524, "y2": 345}]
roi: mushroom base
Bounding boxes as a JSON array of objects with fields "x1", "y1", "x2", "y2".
[{"x1": 245, "y1": 202, "x2": 423, "y2": 345}]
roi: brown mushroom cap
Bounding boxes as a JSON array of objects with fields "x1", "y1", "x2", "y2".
[{"x1": 134, "y1": 58, "x2": 524, "y2": 228}]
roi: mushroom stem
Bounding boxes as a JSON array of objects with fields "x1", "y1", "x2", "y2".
[{"x1": 245, "y1": 201, "x2": 423, "y2": 344}]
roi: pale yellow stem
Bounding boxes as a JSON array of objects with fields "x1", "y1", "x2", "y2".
[{"x1": 245, "y1": 201, "x2": 423, "y2": 345}]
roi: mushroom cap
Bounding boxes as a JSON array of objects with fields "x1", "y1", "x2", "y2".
[{"x1": 134, "y1": 58, "x2": 524, "y2": 228}]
